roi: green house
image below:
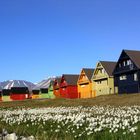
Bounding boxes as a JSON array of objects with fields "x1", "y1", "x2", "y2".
[
  {"x1": 41, "y1": 80, "x2": 55, "y2": 99},
  {"x1": 33, "y1": 77, "x2": 56, "y2": 99}
]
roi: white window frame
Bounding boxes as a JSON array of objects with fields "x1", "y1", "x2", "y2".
[
  {"x1": 120, "y1": 75, "x2": 127, "y2": 80},
  {"x1": 134, "y1": 73, "x2": 138, "y2": 81}
]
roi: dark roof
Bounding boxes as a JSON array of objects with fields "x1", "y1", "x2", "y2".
[
  {"x1": 124, "y1": 50, "x2": 140, "y2": 69},
  {"x1": 100, "y1": 61, "x2": 117, "y2": 76},
  {"x1": 55, "y1": 77, "x2": 62, "y2": 84},
  {"x1": 62, "y1": 74, "x2": 79, "y2": 85},
  {"x1": 83, "y1": 68, "x2": 95, "y2": 80}
]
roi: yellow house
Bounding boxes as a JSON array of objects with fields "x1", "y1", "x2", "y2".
[
  {"x1": 78, "y1": 68, "x2": 95, "y2": 98},
  {"x1": 92, "y1": 61, "x2": 117, "y2": 96}
]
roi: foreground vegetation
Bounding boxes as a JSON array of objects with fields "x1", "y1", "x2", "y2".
[
  {"x1": 1, "y1": 94, "x2": 140, "y2": 140},
  {"x1": 0, "y1": 106, "x2": 140, "y2": 140},
  {"x1": 1, "y1": 93, "x2": 140, "y2": 108}
]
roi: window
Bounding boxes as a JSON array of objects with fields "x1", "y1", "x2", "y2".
[
  {"x1": 97, "y1": 81, "x2": 102, "y2": 84},
  {"x1": 103, "y1": 69, "x2": 106, "y2": 74},
  {"x1": 123, "y1": 61, "x2": 126, "y2": 66},
  {"x1": 62, "y1": 88, "x2": 66, "y2": 91},
  {"x1": 119, "y1": 63, "x2": 121, "y2": 68},
  {"x1": 100, "y1": 69, "x2": 103, "y2": 73},
  {"x1": 134, "y1": 73, "x2": 138, "y2": 81},
  {"x1": 120, "y1": 75, "x2": 127, "y2": 80},
  {"x1": 80, "y1": 85, "x2": 85, "y2": 88},
  {"x1": 127, "y1": 60, "x2": 132, "y2": 65}
]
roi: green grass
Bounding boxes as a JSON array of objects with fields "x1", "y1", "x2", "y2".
[
  {"x1": 0, "y1": 119, "x2": 140, "y2": 140},
  {"x1": 1, "y1": 93, "x2": 140, "y2": 109},
  {"x1": 1, "y1": 94, "x2": 140, "y2": 139}
]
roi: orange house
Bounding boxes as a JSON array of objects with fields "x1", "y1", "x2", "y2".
[
  {"x1": 78, "y1": 68, "x2": 95, "y2": 98},
  {"x1": 53, "y1": 77, "x2": 61, "y2": 98}
]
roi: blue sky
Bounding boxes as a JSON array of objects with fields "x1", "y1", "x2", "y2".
[{"x1": 0, "y1": 0, "x2": 140, "y2": 83}]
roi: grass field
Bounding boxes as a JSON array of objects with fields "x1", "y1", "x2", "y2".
[
  {"x1": 1, "y1": 93, "x2": 140, "y2": 108},
  {"x1": 1, "y1": 94, "x2": 140, "y2": 140}
]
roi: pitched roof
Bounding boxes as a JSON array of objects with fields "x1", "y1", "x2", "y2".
[
  {"x1": 124, "y1": 50, "x2": 140, "y2": 69},
  {"x1": 55, "y1": 77, "x2": 62, "y2": 84},
  {"x1": 62, "y1": 74, "x2": 79, "y2": 85},
  {"x1": 100, "y1": 61, "x2": 117, "y2": 76},
  {"x1": 83, "y1": 68, "x2": 95, "y2": 80}
]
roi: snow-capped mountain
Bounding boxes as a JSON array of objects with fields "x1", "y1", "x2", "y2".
[
  {"x1": 1, "y1": 80, "x2": 35, "y2": 91},
  {"x1": 33, "y1": 77, "x2": 56, "y2": 90}
]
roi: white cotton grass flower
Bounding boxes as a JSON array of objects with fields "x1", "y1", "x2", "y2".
[{"x1": 0, "y1": 105, "x2": 140, "y2": 138}]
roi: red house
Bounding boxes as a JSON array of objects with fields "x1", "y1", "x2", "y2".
[
  {"x1": 53, "y1": 77, "x2": 61, "y2": 98},
  {"x1": 3, "y1": 80, "x2": 35, "y2": 101},
  {"x1": 10, "y1": 87, "x2": 30, "y2": 100},
  {"x1": 60, "y1": 74, "x2": 79, "y2": 99}
]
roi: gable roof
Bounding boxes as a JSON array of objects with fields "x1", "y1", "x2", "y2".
[
  {"x1": 62, "y1": 74, "x2": 79, "y2": 85},
  {"x1": 83, "y1": 68, "x2": 95, "y2": 80},
  {"x1": 100, "y1": 61, "x2": 117, "y2": 76},
  {"x1": 124, "y1": 50, "x2": 140, "y2": 69},
  {"x1": 55, "y1": 77, "x2": 62, "y2": 84}
]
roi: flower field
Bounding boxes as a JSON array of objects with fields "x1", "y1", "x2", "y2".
[{"x1": 1, "y1": 105, "x2": 140, "y2": 140}]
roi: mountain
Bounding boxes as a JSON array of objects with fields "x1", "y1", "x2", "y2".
[
  {"x1": 33, "y1": 77, "x2": 56, "y2": 90},
  {"x1": 1, "y1": 80, "x2": 35, "y2": 91}
]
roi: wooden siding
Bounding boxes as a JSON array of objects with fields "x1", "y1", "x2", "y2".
[
  {"x1": 114, "y1": 50, "x2": 140, "y2": 94},
  {"x1": 92, "y1": 62, "x2": 115, "y2": 96},
  {"x1": 60, "y1": 75, "x2": 78, "y2": 99},
  {"x1": 78, "y1": 69, "x2": 95, "y2": 98}
]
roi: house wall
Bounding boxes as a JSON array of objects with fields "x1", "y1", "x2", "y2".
[
  {"x1": 10, "y1": 93, "x2": 29, "y2": 100},
  {"x1": 78, "y1": 70, "x2": 95, "y2": 98},
  {"x1": 92, "y1": 62, "x2": 115, "y2": 96},
  {"x1": 2, "y1": 96, "x2": 11, "y2": 101},
  {"x1": 53, "y1": 88, "x2": 60, "y2": 98},
  {"x1": 92, "y1": 81, "x2": 96, "y2": 97},
  {"x1": 114, "y1": 71, "x2": 139, "y2": 93},
  {"x1": 48, "y1": 85, "x2": 55, "y2": 98},
  {"x1": 78, "y1": 82, "x2": 93, "y2": 98},
  {"x1": 41, "y1": 85, "x2": 55, "y2": 99},
  {"x1": 95, "y1": 78, "x2": 115, "y2": 96},
  {"x1": 60, "y1": 86, "x2": 78, "y2": 99},
  {"x1": 67, "y1": 86, "x2": 78, "y2": 98}
]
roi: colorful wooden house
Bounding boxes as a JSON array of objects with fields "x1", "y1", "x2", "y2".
[
  {"x1": 53, "y1": 77, "x2": 61, "y2": 98},
  {"x1": 10, "y1": 87, "x2": 30, "y2": 100},
  {"x1": 2, "y1": 89, "x2": 11, "y2": 101},
  {"x1": 1, "y1": 81, "x2": 12, "y2": 101},
  {"x1": 60, "y1": 74, "x2": 79, "y2": 99},
  {"x1": 32, "y1": 80, "x2": 46, "y2": 99},
  {"x1": 33, "y1": 77, "x2": 56, "y2": 99},
  {"x1": 3, "y1": 80, "x2": 35, "y2": 101},
  {"x1": 40, "y1": 78, "x2": 55, "y2": 99},
  {"x1": 113, "y1": 50, "x2": 140, "y2": 94},
  {"x1": 47, "y1": 80, "x2": 55, "y2": 98},
  {"x1": 92, "y1": 61, "x2": 117, "y2": 96},
  {"x1": 32, "y1": 89, "x2": 40, "y2": 99},
  {"x1": 77, "y1": 68, "x2": 95, "y2": 98}
]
